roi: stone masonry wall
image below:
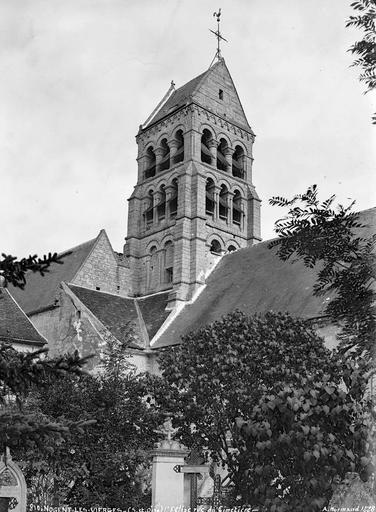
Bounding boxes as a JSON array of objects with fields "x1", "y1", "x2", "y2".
[
  {"x1": 30, "y1": 289, "x2": 105, "y2": 371},
  {"x1": 73, "y1": 230, "x2": 132, "y2": 296}
]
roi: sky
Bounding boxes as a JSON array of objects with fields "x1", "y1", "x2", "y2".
[{"x1": 1, "y1": 0, "x2": 375, "y2": 257}]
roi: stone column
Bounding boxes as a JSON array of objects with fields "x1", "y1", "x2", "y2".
[
  {"x1": 168, "y1": 139, "x2": 179, "y2": 165},
  {"x1": 227, "y1": 191, "x2": 234, "y2": 224},
  {"x1": 164, "y1": 184, "x2": 175, "y2": 220},
  {"x1": 152, "y1": 190, "x2": 159, "y2": 224},
  {"x1": 223, "y1": 147, "x2": 235, "y2": 173},
  {"x1": 151, "y1": 420, "x2": 189, "y2": 510},
  {"x1": 244, "y1": 155, "x2": 254, "y2": 183},
  {"x1": 154, "y1": 147, "x2": 165, "y2": 173},
  {"x1": 136, "y1": 154, "x2": 148, "y2": 182},
  {"x1": 207, "y1": 139, "x2": 218, "y2": 166},
  {"x1": 213, "y1": 185, "x2": 221, "y2": 221}
]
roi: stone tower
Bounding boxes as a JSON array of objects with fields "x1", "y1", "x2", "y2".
[{"x1": 124, "y1": 58, "x2": 261, "y2": 308}]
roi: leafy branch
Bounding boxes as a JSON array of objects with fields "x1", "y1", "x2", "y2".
[
  {"x1": 269, "y1": 185, "x2": 376, "y2": 360},
  {"x1": 0, "y1": 252, "x2": 69, "y2": 289},
  {"x1": 346, "y1": 0, "x2": 376, "y2": 123}
]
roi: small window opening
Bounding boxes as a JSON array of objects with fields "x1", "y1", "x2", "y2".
[
  {"x1": 144, "y1": 146, "x2": 156, "y2": 179},
  {"x1": 219, "y1": 89, "x2": 224, "y2": 100},
  {"x1": 201, "y1": 129, "x2": 212, "y2": 165},
  {"x1": 233, "y1": 189, "x2": 242, "y2": 226},
  {"x1": 157, "y1": 186, "x2": 166, "y2": 221},
  {"x1": 217, "y1": 138, "x2": 228, "y2": 172},
  {"x1": 117, "y1": 285, "x2": 120, "y2": 291},
  {"x1": 164, "y1": 241, "x2": 174, "y2": 284},
  {"x1": 159, "y1": 139, "x2": 170, "y2": 172},
  {"x1": 210, "y1": 239, "x2": 222, "y2": 254},
  {"x1": 228, "y1": 245, "x2": 236, "y2": 253},
  {"x1": 173, "y1": 130, "x2": 184, "y2": 164},
  {"x1": 219, "y1": 185, "x2": 228, "y2": 220},
  {"x1": 169, "y1": 178, "x2": 178, "y2": 218},
  {"x1": 232, "y1": 145, "x2": 245, "y2": 179},
  {"x1": 205, "y1": 178, "x2": 215, "y2": 215},
  {"x1": 96, "y1": 286, "x2": 100, "y2": 291},
  {"x1": 165, "y1": 267, "x2": 173, "y2": 283},
  {"x1": 144, "y1": 190, "x2": 154, "y2": 226}
]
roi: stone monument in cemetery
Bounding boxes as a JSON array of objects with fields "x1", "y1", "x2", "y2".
[
  {"x1": 0, "y1": 448, "x2": 26, "y2": 512},
  {"x1": 151, "y1": 418, "x2": 189, "y2": 509},
  {"x1": 151, "y1": 418, "x2": 232, "y2": 510}
]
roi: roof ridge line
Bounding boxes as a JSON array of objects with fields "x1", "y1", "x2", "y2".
[
  {"x1": 142, "y1": 81, "x2": 176, "y2": 129},
  {"x1": 133, "y1": 299, "x2": 150, "y2": 347},
  {"x1": 58, "y1": 235, "x2": 98, "y2": 257},
  {"x1": 136, "y1": 289, "x2": 172, "y2": 299},
  {"x1": 150, "y1": 256, "x2": 223, "y2": 348}
]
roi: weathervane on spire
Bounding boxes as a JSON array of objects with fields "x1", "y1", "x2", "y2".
[{"x1": 209, "y1": 8, "x2": 228, "y2": 66}]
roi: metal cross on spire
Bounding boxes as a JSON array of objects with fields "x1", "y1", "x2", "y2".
[{"x1": 209, "y1": 8, "x2": 228, "y2": 66}]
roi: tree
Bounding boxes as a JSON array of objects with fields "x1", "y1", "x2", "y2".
[
  {"x1": 346, "y1": 0, "x2": 376, "y2": 123},
  {"x1": 154, "y1": 310, "x2": 373, "y2": 510},
  {"x1": 16, "y1": 341, "x2": 164, "y2": 507},
  {"x1": 0, "y1": 252, "x2": 66, "y2": 289},
  {"x1": 0, "y1": 343, "x2": 92, "y2": 452},
  {"x1": 269, "y1": 184, "x2": 376, "y2": 362},
  {"x1": 0, "y1": 248, "x2": 91, "y2": 467}
]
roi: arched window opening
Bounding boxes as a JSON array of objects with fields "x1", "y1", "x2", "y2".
[
  {"x1": 233, "y1": 189, "x2": 242, "y2": 226},
  {"x1": 219, "y1": 185, "x2": 229, "y2": 220},
  {"x1": 145, "y1": 147, "x2": 156, "y2": 179},
  {"x1": 164, "y1": 241, "x2": 174, "y2": 284},
  {"x1": 201, "y1": 129, "x2": 213, "y2": 165},
  {"x1": 157, "y1": 185, "x2": 166, "y2": 221},
  {"x1": 144, "y1": 190, "x2": 154, "y2": 226},
  {"x1": 169, "y1": 178, "x2": 178, "y2": 219},
  {"x1": 232, "y1": 145, "x2": 245, "y2": 179},
  {"x1": 228, "y1": 245, "x2": 237, "y2": 253},
  {"x1": 205, "y1": 178, "x2": 215, "y2": 216},
  {"x1": 159, "y1": 139, "x2": 170, "y2": 172},
  {"x1": 148, "y1": 246, "x2": 159, "y2": 290},
  {"x1": 210, "y1": 239, "x2": 222, "y2": 254},
  {"x1": 217, "y1": 138, "x2": 228, "y2": 172},
  {"x1": 173, "y1": 130, "x2": 184, "y2": 164}
]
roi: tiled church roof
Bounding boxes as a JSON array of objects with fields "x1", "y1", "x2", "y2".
[
  {"x1": 0, "y1": 287, "x2": 46, "y2": 346},
  {"x1": 146, "y1": 70, "x2": 208, "y2": 127},
  {"x1": 145, "y1": 59, "x2": 251, "y2": 132},
  {"x1": 68, "y1": 285, "x2": 170, "y2": 348},
  {"x1": 9, "y1": 237, "x2": 97, "y2": 314},
  {"x1": 138, "y1": 293, "x2": 171, "y2": 340},
  {"x1": 152, "y1": 207, "x2": 376, "y2": 349}
]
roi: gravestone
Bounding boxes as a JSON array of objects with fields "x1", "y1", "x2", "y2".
[
  {"x1": 0, "y1": 448, "x2": 26, "y2": 512},
  {"x1": 328, "y1": 472, "x2": 375, "y2": 510}
]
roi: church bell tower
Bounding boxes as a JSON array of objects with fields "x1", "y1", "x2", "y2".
[{"x1": 124, "y1": 57, "x2": 261, "y2": 308}]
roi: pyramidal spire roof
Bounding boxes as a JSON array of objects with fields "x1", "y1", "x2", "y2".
[{"x1": 142, "y1": 59, "x2": 253, "y2": 134}]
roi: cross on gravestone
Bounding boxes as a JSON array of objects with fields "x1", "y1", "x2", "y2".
[
  {"x1": 173, "y1": 446, "x2": 210, "y2": 510},
  {"x1": 197, "y1": 474, "x2": 224, "y2": 511}
]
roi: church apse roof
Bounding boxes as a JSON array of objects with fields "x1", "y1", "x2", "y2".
[
  {"x1": 152, "y1": 207, "x2": 376, "y2": 349},
  {"x1": 0, "y1": 287, "x2": 46, "y2": 347},
  {"x1": 67, "y1": 285, "x2": 170, "y2": 348},
  {"x1": 144, "y1": 59, "x2": 252, "y2": 132}
]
